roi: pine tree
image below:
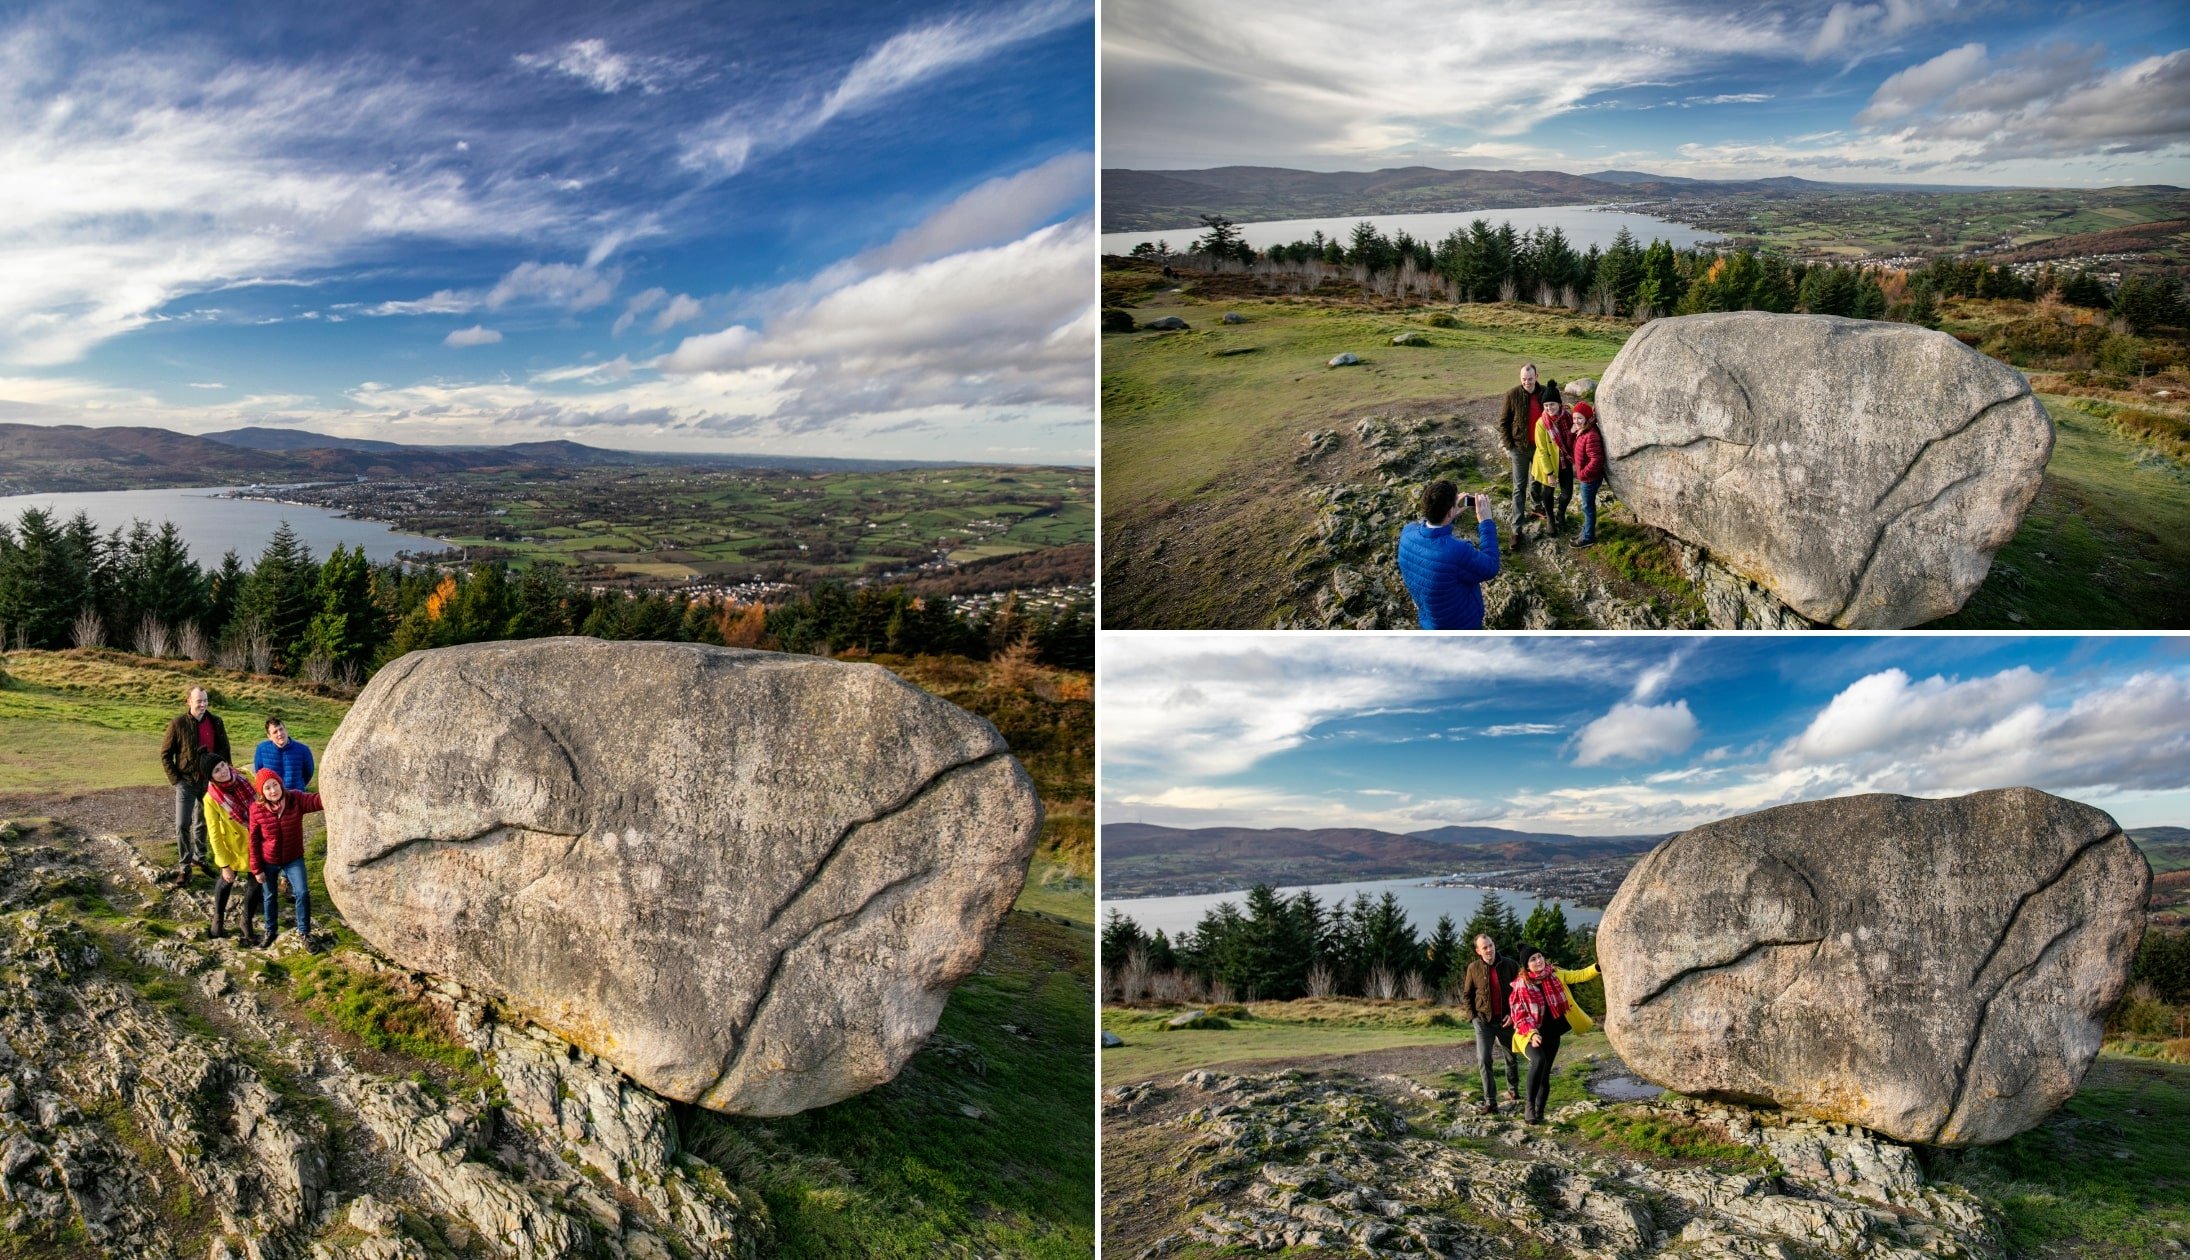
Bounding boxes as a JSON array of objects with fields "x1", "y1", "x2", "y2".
[
  {"x1": 1520, "y1": 901, "x2": 1572, "y2": 964},
  {"x1": 1423, "y1": 914, "x2": 1463, "y2": 991}
]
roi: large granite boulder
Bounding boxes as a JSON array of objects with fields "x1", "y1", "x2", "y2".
[
  {"x1": 1598, "y1": 313, "x2": 2052, "y2": 628},
  {"x1": 320, "y1": 638, "x2": 1041, "y2": 1116},
  {"x1": 1598, "y1": 789, "x2": 2147, "y2": 1145}
]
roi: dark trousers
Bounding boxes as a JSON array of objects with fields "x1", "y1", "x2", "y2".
[
  {"x1": 1507, "y1": 448, "x2": 1529, "y2": 525},
  {"x1": 1530, "y1": 478, "x2": 1557, "y2": 519},
  {"x1": 173, "y1": 782, "x2": 208, "y2": 871},
  {"x1": 1474, "y1": 1020, "x2": 1519, "y2": 1108},
  {"x1": 1525, "y1": 1022, "x2": 1566, "y2": 1119},
  {"x1": 1555, "y1": 464, "x2": 1575, "y2": 521}
]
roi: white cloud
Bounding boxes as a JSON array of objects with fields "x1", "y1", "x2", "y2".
[
  {"x1": 1100, "y1": 636, "x2": 1600, "y2": 780},
  {"x1": 680, "y1": 0, "x2": 1087, "y2": 178},
  {"x1": 651, "y1": 293, "x2": 704, "y2": 332},
  {"x1": 1484, "y1": 723, "x2": 1562, "y2": 736},
  {"x1": 486, "y1": 261, "x2": 621, "y2": 312},
  {"x1": 186, "y1": 381, "x2": 224, "y2": 389},
  {"x1": 515, "y1": 39, "x2": 681, "y2": 95},
  {"x1": 443, "y1": 324, "x2": 502, "y2": 347},
  {"x1": 0, "y1": 32, "x2": 588, "y2": 367},
  {"x1": 1856, "y1": 42, "x2": 1989, "y2": 124},
  {"x1": 1572, "y1": 700, "x2": 1699, "y2": 766},
  {"x1": 1772, "y1": 667, "x2": 2045, "y2": 768},
  {"x1": 613, "y1": 287, "x2": 668, "y2": 338},
  {"x1": 1805, "y1": 0, "x2": 1955, "y2": 60}
]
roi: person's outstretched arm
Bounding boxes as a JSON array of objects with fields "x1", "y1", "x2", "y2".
[{"x1": 1557, "y1": 963, "x2": 1599, "y2": 985}]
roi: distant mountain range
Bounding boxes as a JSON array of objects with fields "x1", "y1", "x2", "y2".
[
  {"x1": 1098, "y1": 163, "x2": 2031, "y2": 233},
  {"x1": 0, "y1": 423, "x2": 971, "y2": 494},
  {"x1": 1100, "y1": 821, "x2": 1666, "y2": 898}
]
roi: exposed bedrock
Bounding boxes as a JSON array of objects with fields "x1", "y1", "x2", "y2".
[{"x1": 321, "y1": 638, "x2": 1041, "y2": 1116}]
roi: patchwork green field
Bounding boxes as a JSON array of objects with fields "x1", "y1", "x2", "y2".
[
  {"x1": 1101, "y1": 267, "x2": 2190, "y2": 629},
  {"x1": 281, "y1": 464, "x2": 1094, "y2": 584},
  {"x1": 1643, "y1": 186, "x2": 2190, "y2": 261}
]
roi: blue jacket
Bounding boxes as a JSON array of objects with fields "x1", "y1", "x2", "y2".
[
  {"x1": 254, "y1": 738, "x2": 315, "y2": 791},
  {"x1": 1397, "y1": 519, "x2": 1501, "y2": 629}
]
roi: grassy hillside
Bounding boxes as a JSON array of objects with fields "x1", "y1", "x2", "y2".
[
  {"x1": 1101, "y1": 261, "x2": 2190, "y2": 629},
  {"x1": 0, "y1": 646, "x2": 1093, "y2": 1257}
]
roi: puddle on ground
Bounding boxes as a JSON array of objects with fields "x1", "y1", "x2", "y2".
[{"x1": 1588, "y1": 1073, "x2": 1664, "y2": 1102}]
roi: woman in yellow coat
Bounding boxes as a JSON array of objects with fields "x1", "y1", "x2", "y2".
[
  {"x1": 198, "y1": 756, "x2": 259, "y2": 940},
  {"x1": 1508, "y1": 950, "x2": 1599, "y2": 1123},
  {"x1": 1529, "y1": 397, "x2": 1567, "y2": 532}
]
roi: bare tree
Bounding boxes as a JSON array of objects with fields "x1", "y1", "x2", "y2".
[
  {"x1": 1498, "y1": 278, "x2": 1520, "y2": 304},
  {"x1": 338, "y1": 660, "x2": 361, "y2": 690},
  {"x1": 1367, "y1": 966, "x2": 1400, "y2": 1001},
  {"x1": 134, "y1": 615, "x2": 172, "y2": 659},
  {"x1": 302, "y1": 655, "x2": 334, "y2": 685},
  {"x1": 176, "y1": 621, "x2": 208, "y2": 662},
  {"x1": 1305, "y1": 961, "x2": 1338, "y2": 999},
  {"x1": 247, "y1": 632, "x2": 274, "y2": 676},
  {"x1": 213, "y1": 640, "x2": 247, "y2": 671},
  {"x1": 1403, "y1": 972, "x2": 1431, "y2": 1002},
  {"x1": 1207, "y1": 980, "x2": 1237, "y2": 1005},
  {"x1": 70, "y1": 608, "x2": 105, "y2": 650},
  {"x1": 1118, "y1": 946, "x2": 1153, "y2": 1005}
]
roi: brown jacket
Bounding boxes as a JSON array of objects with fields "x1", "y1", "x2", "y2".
[
  {"x1": 1498, "y1": 381, "x2": 1560, "y2": 452},
  {"x1": 160, "y1": 711, "x2": 230, "y2": 785},
  {"x1": 1461, "y1": 952, "x2": 1520, "y2": 1024}
]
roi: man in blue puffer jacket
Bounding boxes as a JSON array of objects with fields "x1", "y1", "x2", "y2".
[
  {"x1": 253, "y1": 715, "x2": 315, "y2": 792},
  {"x1": 1396, "y1": 480, "x2": 1501, "y2": 629}
]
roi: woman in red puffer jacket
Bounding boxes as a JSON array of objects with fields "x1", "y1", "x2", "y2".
[
  {"x1": 247, "y1": 767, "x2": 324, "y2": 950},
  {"x1": 1570, "y1": 402, "x2": 1607, "y2": 547}
]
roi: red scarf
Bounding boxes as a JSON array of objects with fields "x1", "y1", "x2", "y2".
[
  {"x1": 207, "y1": 777, "x2": 253, "y2": 826},
  {"x1": 1508, "y1": 969, "x2": 1571, "y2": 1036}
]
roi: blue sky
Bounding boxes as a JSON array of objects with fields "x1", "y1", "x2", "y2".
[
  {"x1": 1101, "y1": 635, "x2": 2190, "y2": 835},
  {"x1": 0, "y1": 0, "x2": 1094, "y2": 461},
  {"x1": 1103, "y1": 0, "x2": 2190, "y2": 186}
]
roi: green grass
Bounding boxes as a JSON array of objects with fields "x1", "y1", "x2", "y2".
[
  {"x1": 1101, "y1": 999, "x2": 1474, "y2": 1082},
  {"x1": 1565, "y1": 1107, "x2": 1780, "y2": 1174},
  {"x1": 0, "y1": 649, "x2": 346, "y2": 792},
  {"x1": 1924, "y1": 1053, "x2": 2190, "y2": 1257},
  {"x1": 1930, "y1": 394, "x2": 2190, "y2": 628},
  {"x1": 1101, "y1": 289, "x2": 1628, "y2": 627},
  {"x1": 683, "y1": 913, "x2": 1094, "y2": 1259},
  {"x1": 280, "y1": 951, "x2": 500, "y2": 1099},
  {"x1": 1015, "y1": 856, "x2": 1094, "y2": 924}
]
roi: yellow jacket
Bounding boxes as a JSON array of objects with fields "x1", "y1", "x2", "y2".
[
  {"x1": 201, "y1": 782, "x2": 253, "y2": 874},
  {"x1": 1530, "y1": 417, "x2": 1563, "y2": 487},
  {"x1": 1512, "y1": 963, "x2": 1598, "y2": 1055}
]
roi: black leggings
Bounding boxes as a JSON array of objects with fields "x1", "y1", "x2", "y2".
[{"x1": 1525, "y1": 1022, "x2": 1565, "y2": 1118}]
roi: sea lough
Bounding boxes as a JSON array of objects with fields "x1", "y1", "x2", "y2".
[
  {"x1": 0, "y1": 486, "x2": 449, "y2": 564},
  {"x1": 1104, "y1": 876, "x2": 1603, "y2": 943},
  {"x1": 1100, "y1": 204, "x2": 1723, "y2": 257}
]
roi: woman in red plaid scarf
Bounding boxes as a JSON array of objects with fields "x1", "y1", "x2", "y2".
[{"x1": 1508, "y1": 950, "x2": 1600, "y2": 1124}]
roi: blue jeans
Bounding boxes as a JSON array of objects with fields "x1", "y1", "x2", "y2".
[
  {"x1": 1580, "y1": 479, "x2": 1601, "y2": 542},
  {"x1": 262, "y1": 858, "x2": 311, "y2": 937}
]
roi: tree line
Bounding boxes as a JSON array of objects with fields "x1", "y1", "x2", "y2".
[
  {"x1": 1101, "y1": 886, "x2": 1597, "y2": 1007},
  {"x1": 0, "y1": 507, "x2": 1092, "y2": 680},
  {"x1": 1131, "y1": 215, "x2": 2185, "y2": 332}
]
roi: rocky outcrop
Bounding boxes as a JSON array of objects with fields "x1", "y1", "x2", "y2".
[
  {"x1": 1598, "y1": 312, "x2": 2052, "y2": 628},
  {"x1": 0, "y1": 814, "x2": 763, "y2": 1260},
  {"x1": 1598, "y1": 788, "x2": 2149, "y2": 1145},
  {"x1": 321, "y1": 638, "x2": 1041, "y2": 1117},
  {"x1": 1105, "y1": 1068, "x2": 2000, "y2": 1259}
]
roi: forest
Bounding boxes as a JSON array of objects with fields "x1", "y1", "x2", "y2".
[{"x1": 0, "y1": 508, "x2": 1094, "y2": 681}]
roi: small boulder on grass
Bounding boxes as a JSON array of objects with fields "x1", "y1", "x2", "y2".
[
  {"x1": 1143, "y1": 315, "x2": 1190, "y2": 331},
  {"x1": 1101, "y1": 308, "x2": 1135, "y2": 333},
  {"x1": 1166, "y1": 1008, "x2": 1231, "y2": 1030},
  {"x1": 1101, "y1": 1030, "x2": 1124, "y2": 1048},
  {"x1": 1392, "y1": 331, "x2": 1428, "y2": 346},
  {"x1": 1328, "y1": 352, "x2": 1362, "y2": 367},
  {"x1": 1222, "y1": 312, "x2": 1246, "y2": 324}
]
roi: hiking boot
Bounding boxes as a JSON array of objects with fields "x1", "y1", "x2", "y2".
[
  {"x1": 257, "y1": 929, "x2": 279, "y2": 950},
  {"x1": 1571, "y1": 536, "x2": 1596, "y2": 548}
]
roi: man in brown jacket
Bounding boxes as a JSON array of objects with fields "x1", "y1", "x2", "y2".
[
  {"x1": 1497, "y1": 363, "x2": 1560, "y2": 547},
  {"x1": 1460, "y1": 933, "x2": 1523, "y2": 1113},
  {"x1": 159, "y1": 686, "x2": 230, "y2": 886}
]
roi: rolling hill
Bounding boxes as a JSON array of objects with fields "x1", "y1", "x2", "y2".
[
  {"x1": 0, "y1": 422, "x2": 958, "y2": 493},
  {"x1": 1101, "y1": 821, "x2": 1663, "y2": 897}
]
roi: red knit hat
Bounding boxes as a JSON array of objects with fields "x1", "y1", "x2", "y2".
[{"x1": 254, "y1": 767, "x2": 283, "y2": 798}]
